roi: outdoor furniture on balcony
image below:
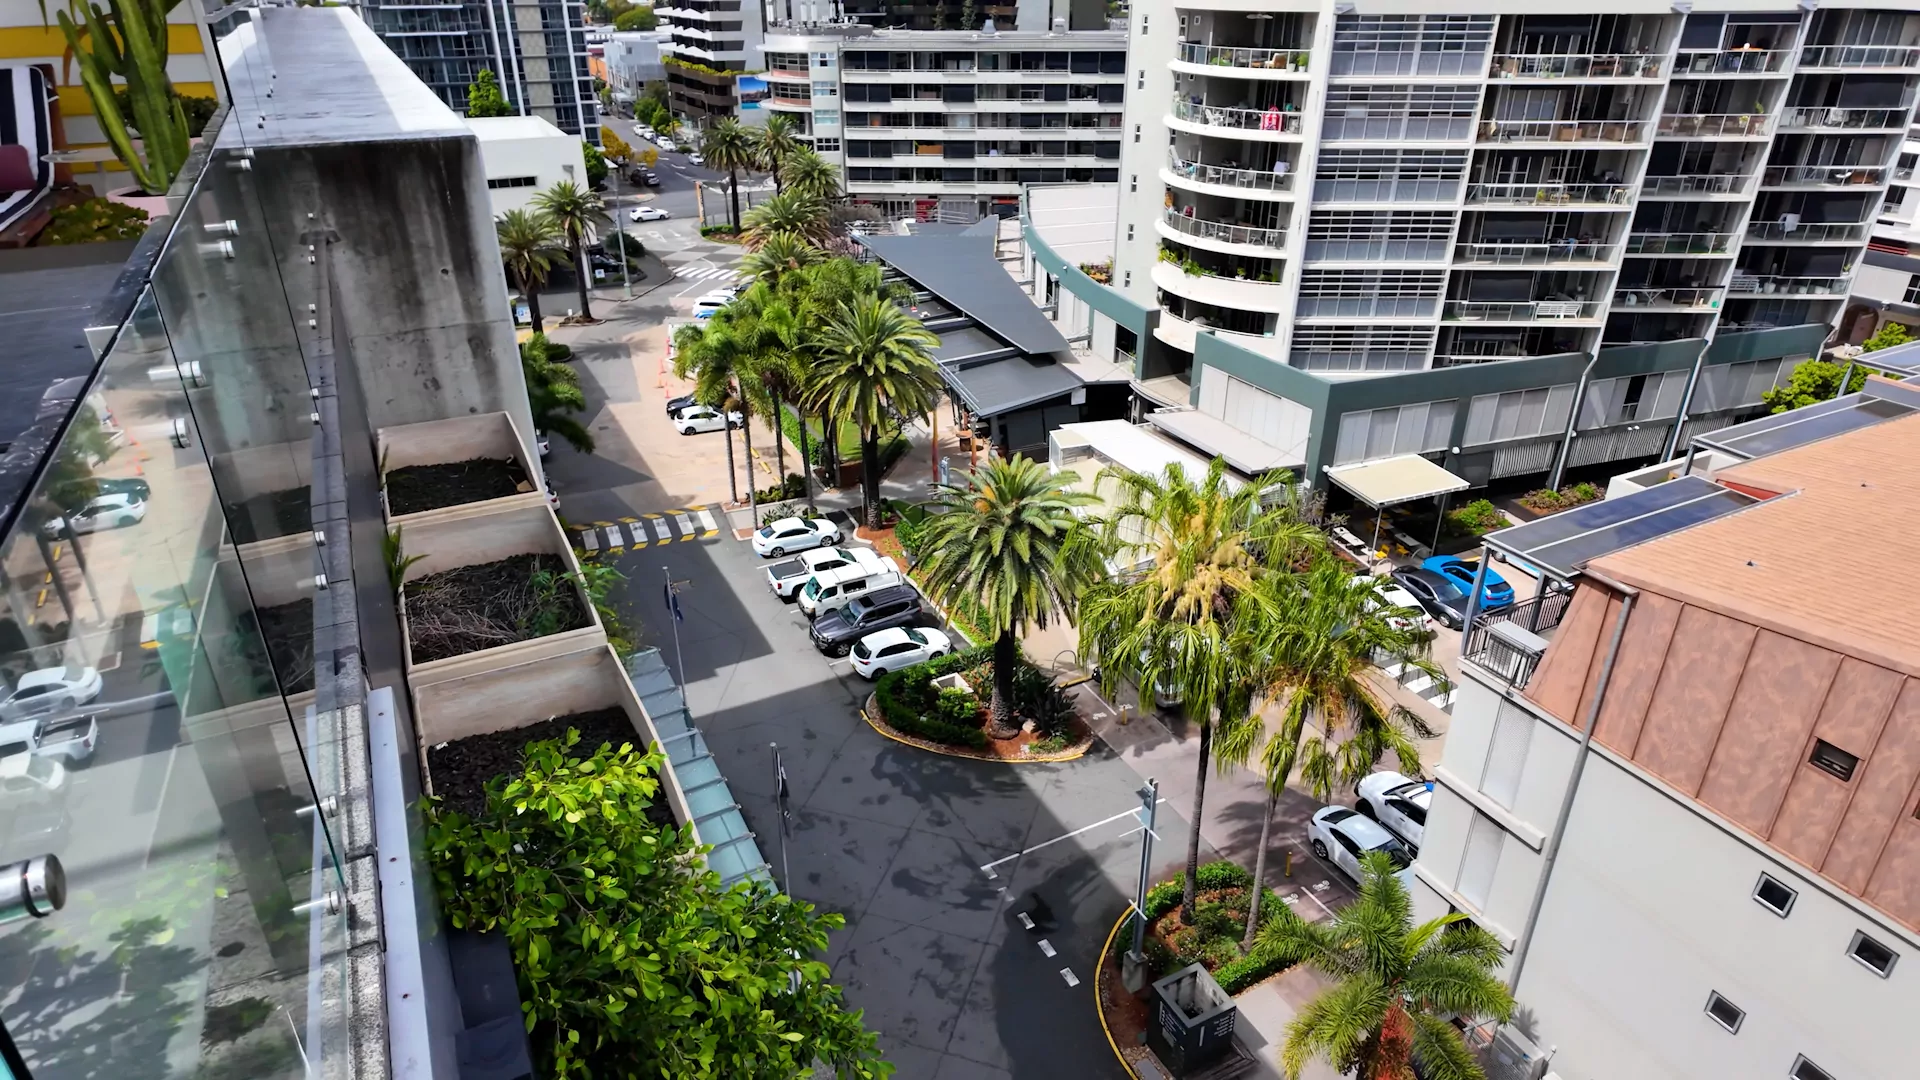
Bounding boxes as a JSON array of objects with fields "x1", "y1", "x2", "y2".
[
  {"x1": 1614, "y1": 286, "x2": 1723, "y2": 310},
  {"x1": 1166, "y1": 149, "x2": 1294, "y2": 193},
  {"x1": 1160, "y1": 207, "x2": 1287, "y2": 252},
  {"x1": 1726, "y1": 274, "x2": 1854, "y2": 295},
  {"x1": 1170, "y1": 97, "x2": 1305, "y2": 135},
  {"x1": 1464, "y1": 182, "x2": 1632, "y2": 206},
  {"x1": 1675, "y1": 47, "x2": 1793, "y2": 74},
  {"x1": 1176, "y1": 42, "x2": 1309, "y2": 72},
  {"x1": 1623, "y1": 232, "x2": 1735, "y2": 255}
]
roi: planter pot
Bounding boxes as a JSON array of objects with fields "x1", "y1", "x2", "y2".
[
  {"x1": 396, "y1": 500, "x2": 606, "y2": 681},
  {"x1": 107, "y1": 186, "x2": 169, "y2": 220},
  {"x1": 931, "y1": 672, "x2": 973, "y2": 695},
  {"x1": 378, "y1": 412, "x2": 544, "y2": 526}
]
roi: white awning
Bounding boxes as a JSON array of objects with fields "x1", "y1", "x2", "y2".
[
  {"x1": 1147, "y1": 410, "x2": 1300, "y2": 476},
  {"x1": 1324, "y1": 455, "x2": 1471, "y2": 508}
]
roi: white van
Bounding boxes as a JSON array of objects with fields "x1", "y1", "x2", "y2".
[{"x1": 798, "y1": 557, "x2": 903, "y2": 619}]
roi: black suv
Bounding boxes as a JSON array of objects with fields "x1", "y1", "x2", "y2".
[{"x1": 810, "y1": 585, "x2": 924, "y2": 655}]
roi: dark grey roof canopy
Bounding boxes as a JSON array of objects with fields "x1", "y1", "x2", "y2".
[
  {"x1": 941, "y1": 354, "x2": 1083, "y2": 417},
  {"x1": 854, "y1": 230, "x2": 1072, "y2": 357},
  {"x1": 1482, "y1": 475, "x2": 1760, "y2": 580}
]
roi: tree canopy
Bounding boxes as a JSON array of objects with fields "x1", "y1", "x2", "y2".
[
  {"x1": 613, "y1": 5, "x2": 656, "y2": 30},
  {"x1": 465, "y1": 68, "x2": 512, "y2": 117},
  {"x1": 1761, "y1": 358, "x2": 1868, "y2": 413},
  {"x1": 582, "y1": 141, "x2": 610, "y2": 187}
]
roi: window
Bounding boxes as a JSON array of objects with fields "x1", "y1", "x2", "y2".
[
  {"x1": 1456, "y1": 812, "x2": 1504, "y2": 909},
  {"x1": 813, "y1": 81, "x2": 838, "y2": 97},
  {"x1": 1126, "y1": 225, "x2": 1134, "y2": 240},
  {"x1": 1133, "y1": 124, "x2": 1141, "y2": 143},
  {"x1": 1848, "y1": 931, "x2": 1898, "y2": 977},
  {"x1": 1136, "y1": 69, "x2": 1145, "y2": 89},
  {"x1": 1905, "y1": 278, "x2": 1920, "y2": 307},
  {"x1": 1480, "y1": 700, "x2": 1534, "y2": 809},
  {"x1": 1140, "y1": 14, "x2": 1147, "y2": 35},
  {"x1": 813, "y1": 137, "x2": 840, "y2": 153},
  {"x1": 1753, "y1": 873, "x2": 1797, "y2": 917},
  {"x1": 1809, "y1": 739, "x2": 1859, "y2": 782},
  {"x1": 1332, "y1": 399, "x2": 1458, "y2": 461},
  {"x1": 486, "y1": 175, "x2": 538, "y2": 189},
  {"x1": 1122, "y1": 271, "x2": 1130, "y2": 287},
  {"x1": 813, "y1": 108, "x2": 840, "y2": 128},
  {"x1": 1464, "y1": 384, "x2": 1580, "y2": 445},
  {"x1": 1703, "y1": 992, "x2": 1745, "y2": 1033},
  {"x1": 1791, "y1": 1055, "x2": 1836, "y2": 1080}
]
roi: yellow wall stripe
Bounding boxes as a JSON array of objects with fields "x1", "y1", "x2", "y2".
[{"x1": 0, "y1": 23, "x2": 206, "y2": 60}]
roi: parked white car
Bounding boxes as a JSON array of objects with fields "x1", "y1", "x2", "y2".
[
  {"x1": 751, "y1": 516, "x2": 842, "y2": 558},
  {"x1": 1307, "y1": 805, "x2": 1414, "y2": 889},
  {"x1": 766, "y1": 546, "x2": 886, "y2": 600},
  {"x1": 0, "y1": 666, "x2": 104, "y2": 723},
  {"x1": 672, "y1": 405, "x2": 742, "y2": 435},
  {"x1": 43, "y1": 493, "x2": 146, "y2": 537},
  {"x1": 1351, "y1": 574, "x2": 1429, "y2": 633},
  {"x1": 0, "y1": 753, "x2": 67, "y2": 800},
  {"x1": 629, "y1": 206, "x2": 671, "y2": 222},
  {"x1": 850, "y1": 626, "x2": 953, "y2": 679},
  {"x1": 1354, "y1": 771, "x2": 1432, "y2": 854}
]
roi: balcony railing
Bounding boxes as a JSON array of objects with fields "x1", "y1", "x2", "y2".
[
  {"x1": 1657, "y1": 113, "x2": 1772, "y2": 137},
  {"x1": 1166, "y1": 149, "x2": 1296, "y2": 192},
  {"x1": 1455, "y1": 240, "x2": 1614, "y2": 264},
  {"x1": 1898, "y1": 166, "x2": 1917, "y2": 182},
  {"x1": 1761, "y1": 164, "x2": 1889, "y2": 187},
  {"x1": 1799, "y1": 44, "x2": 1920, "y2": 70},
  {"x1": 1465, "y1": 181, "x2": 1632, "y2": 206},
  {"x1": 1489, "y1": 53, "x2": 1662, "y2": 79},
  {"x1": 1727, "y1": 274, "x2": 1854, "y2": 295},
  {"x1": 1745, "y1": 220, "x2": 1871, "y2": 243},
  {"x1": 1443, "y1": 300, "x2": 1606, "y2": 321},
  {"x1": 1176, "y1": 42, "x2": 1309, "y2": 71},
  {"x1": 1675, "y1": 47, "x2": 1793, "y2": 75},
  {"x1": 1640, "y1": 173, "x2": 1752, "y2": 196},
  {"x1": 1623, "y1": 232, "x2": 1735, "y2": 255},
  {"x1": 1170, "y1": 97, "x2": 1305, "y2": 134},
  {"x1": 1157, "y1": 254, "x2": 1284, "y2": 287},
  {"x1": 1614, "y1": 286, "x2": 1724, "y2": 310},
  {"x1": 1162, "y1": 208, "x2": 1287, "y2": 250},
  {"x1": 1464, "y1": 590, "x2": 1572, "y2": 689},
  {"x1": 1478, "y1": 118, "x2": 1646, "y2": 144},
  {"x1": 1778, "y1": 106, "x2": 1912, "y2": 131}
]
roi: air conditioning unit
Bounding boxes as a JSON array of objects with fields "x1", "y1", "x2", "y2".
[{"x1": 1486, "y1": 1026, "x2": 1552, "y2": 1080}]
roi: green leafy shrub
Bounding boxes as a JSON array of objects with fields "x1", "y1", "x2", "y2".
[
  {"x1": 872, "y1": 647, "x2": 995, "y2": 748},
  {"x1": 1133, "y1": 862, "x2": 1294, "y2": 990},
  {"x1": 1444, "y1": 498, "x2": 1507, "y2": 537},
  {"x1": 754, "y1": 472, "x2": 807, "y2": 502},
  {"x1": 934, "y1": 687, "x2": 981, "y2": 727},
  {"x1": 36, "y1": 197, "x2": 148, "y2": 245}
]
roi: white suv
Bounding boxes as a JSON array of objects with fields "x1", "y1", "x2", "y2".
[{"x1": 1354, "y1": 771, "x2": 1431, "y2": 854}]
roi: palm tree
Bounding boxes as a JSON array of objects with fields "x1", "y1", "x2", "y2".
[
  {"x1": 917, "y1": 457, "x2": 1107, "y2": 738},
  {"x1": 701, "y1": 118, "x2": 755, "y2": 230},
  {"x1": 1259, "y1": 852, "x2": 1514, "y2": 1080},
  {"x1": 522, "y1": 334, "x2": 594, "y2": 453},
  {"x1": 1077, "y1": 459, "x2": 1324, "y2": 922},
  {"x1": 1216, "y1": 561, "x2": 1440, "y2": 947},
  {"x1": 497, "y1": 209, "x2": 569, "y2": 333},
  {"x1": 809, "y1": 297, "x2": 942, "y2": 528},
  {"x1": 530, "y1": 181, "x2": 614, "y2": 322},
  {"x1": 726, "y1": 285, "x2": 813, "y2": 496},
  {"x1": 672, "y1": 320, "x2": 749, "y2": 504},
  {"x1": 739, "y1": 232, "x2": 823, "y2": 288},
  {"x1": 782, "y1": 147, "x2": 843, "y2": 203},
  {"x1": 742, "y1": 190, "x2": 831, "y2": 251},
  {"x1": 755, "y1": 113, "x2": 803, "y2": 191}
]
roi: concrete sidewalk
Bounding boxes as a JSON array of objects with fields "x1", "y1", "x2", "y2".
[{"x1": 1233, "y1": 967, "x2": 1345, "y2": 1080}]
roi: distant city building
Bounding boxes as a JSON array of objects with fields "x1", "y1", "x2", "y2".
[
  {"x1": 604, "y1": 29, "x2": 672, "y2": 107},
  {"x1": 1842, "y1": 104, "x2": 1920, "y2": 342},
  {"x1": 470, "y1": 114, "x2": 590, "y2": 214},
  {"x1": 363, "y1": 0, "x2": 600, "y2": 142},
  {"x1": 658, "y1": 0, "x2": 767, "y2": 126}
]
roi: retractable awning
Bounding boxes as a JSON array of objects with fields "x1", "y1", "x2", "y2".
[{"x1": 1324, "y1": 455, "x2": 1471, "y2": 508}]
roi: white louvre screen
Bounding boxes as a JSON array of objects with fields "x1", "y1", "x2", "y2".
[
  {"x1": 1480, "y1": 701, "x2": 1534, "y2": 809},
  {"x1": 1457, "y1": 812, "x2": 1505, "y2": 909}
]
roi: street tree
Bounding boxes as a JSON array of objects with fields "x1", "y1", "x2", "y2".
[
  {"x1": 521, "y1": 333, "x2": 594, "y2": 453},
  {"x1": 613, "y1": 4, "x2": 655, "y2": 30},
  {"x1": 809, "y1": 296, "x2": 942, "y2": 528},
  {"x1": 742, "y1": 190, "x2": 831, "y2": 251},
  {"x1": 917, "y1": 457, "x2": 1106, "y2": 738},
  {"x1": 700, "y1": 118, "x2": 755, "y2": 230},
  {"x1": 739, "y1": 232, "x2": 823, "y2": 288},
  {"x1": 464, "y1": 68, "x2": 512, "y2": 117},
  {"x1": 782, "y1": 148, "x2": 844, "y2": 203},
  {"x1": 531, "y1": 180, "x2": 613, "y2": 321},
  {"x1": 496, "y1": 208, "x2": 569, "y2": 333},
  {"x1": 672, "y1": 320, "x2": 751, "y2": 505},
  {"x1": 601, "y1": 128, "x2": 634, "y2": 165},
  {"x1": 756, "y1": 113, "x2": 803, "y2": 190}
]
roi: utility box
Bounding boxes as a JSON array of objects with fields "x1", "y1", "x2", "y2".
[{"x1": 1147, "y1": 963, "x2": 1238, "y2": 1076}]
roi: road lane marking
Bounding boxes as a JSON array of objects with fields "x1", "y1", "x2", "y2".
[
  {"x1": 578, "y1": 529, "x2": 599, "y2": 552},
  {"x1": 674, "y1": 511, "x2": 696, "y2": 538},
  {"x1": 651, "y1": 518, "x2": 671, "y2": 544},
  {"x1": 1059, "y1": 969, "x2": 1079, "y2": 988},
  {"x1": 604, "y1": 526, "x2": 625, "y2": 550},
  {"x1": 1038, "y1": 939, "x2": 1056, "y2": 958},
  {"x1": 979, "y1": 798, "x2": 1170, "y2": 878},
  {"x1": 696, "y1": 507, "x2": 719, "y2": 536}
]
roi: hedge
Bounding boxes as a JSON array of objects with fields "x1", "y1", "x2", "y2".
[
  {"x1": 872, "y1": 646, "x2": 993, "y2": 749},
  {"x1": 1135, "y1": 860, "x2": 1295, "y2": 995}
]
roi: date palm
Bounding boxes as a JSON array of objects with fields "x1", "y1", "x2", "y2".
[
  {"x1": 1259, "y1": 851, "x2": 1514, "y2": 1080},
  {"x1": 496, "y1": 209, "x2": 569, "y2": 333},
  {"x1": 531, "y1": 181, "x2": 614, "y2": 322},
  {"x1": 742, "y1": 190, "x2": 831, "y2": 251},
  {"x1": 1216, "y1": 561, "x2": 1440, "y2": 947},
  {"x1": 724, "y1": 284, "x2": 811, "y2": 497},
  {"x1": 522, "y1": 333, "x2": 595, "y2": 453},
  {"x1": 1077, "y1": 459, "x2": 1324, "y2": 922},
  {"x1": 755, "y1": 113, "x2": 802, "y2": 191},
  {"x1": 672, "y1": 320, "x2": 748, "y2": 505},
  {"x1": 917, "y1": 457, "x2": 1106, "y2": 738},
  {"x1": 701, "y1": 118, "x2": 755, "y2": 230},
  {"x1": 782, "y1": 147, "x2": 843, "y2": 203},
  {"x1": 739, "y1": 232, "x2": 823, "y2": 288},
  {"x1": 808, "y1": 296, "x2": 942, "y2": 529}
]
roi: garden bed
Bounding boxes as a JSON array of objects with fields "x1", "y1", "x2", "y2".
[
  {"x1": 1097, "y1": 920, "x2": 1157, "y2": 1075},
  {"x1": 225, "y1": 488, "x2": 311, "y2": 546},
  {"x1": 427, "y1": 707, "x2": 675, "y2": 828},
  {"x1": 403, "y1": 553, "x2": 589, "y2": 663},
  {"x1": 1137, "y1": 861, "x2": 1294, "y2": 994},
  {"x1": 385, "y1": 457, "x2": 531, "y2": 517},
  {"x1": 254, "y1": 598, "x2": 315, "y2": 694},
  {"x1": 868, "y1": 646, "x2": 1091, "y2": 760}
]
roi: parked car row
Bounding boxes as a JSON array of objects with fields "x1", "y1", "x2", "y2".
[{"x1": 751, "y1": 517, "x2": 952, "y2": 666}]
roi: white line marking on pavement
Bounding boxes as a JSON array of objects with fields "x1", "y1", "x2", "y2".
[
  {"x1": 604, "y1": 526, "x2": 624, "y2": 550},
  {"x1": 1016, "y1": 912, "x2": 1034, "y2": 930},
  {"x1": 1038, "y1": 939, "x2": 1056, "y2": 958},
  {"x1": 980, "y1": 799, "x2": 1170, "y2": 878},
  {"x1": 674, "y1": 511, "x2": 696, "y2": 538},
  {"x1": 651, "y1": 518, "x2": 671, "y2": 544},
  {"x1": 1059, "y1": 969, "x2": 1080, "y2": 988},
  {"x1": 696, "y1": 508, "x2": 719, "y2": 536},
  {"x1": 578, "y1": 528, "x2": 599, "y2": 552},
  {"x1": 1296, "y1": 882, "x2": 1337, "y2": 919}
]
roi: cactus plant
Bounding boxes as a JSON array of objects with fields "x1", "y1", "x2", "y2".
[{"x1": 56, "y1": 0, "x2": 192, "y2": 195}]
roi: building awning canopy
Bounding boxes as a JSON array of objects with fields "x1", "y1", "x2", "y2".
[
  {"x1": 1146, "y1": 410, "x2": 1299, "y2": 476},
  {"x1": 1324, "y1": 455, "x2": 1471, "y2": 509},
  {"x1": 942, "y1": 355, "x2": 1082, "y2": 417},
  {"x1": 854, "y1": 229, "x2": 1071, "y2": 356}
]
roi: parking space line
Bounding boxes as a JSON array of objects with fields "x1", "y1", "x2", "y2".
[{"x1": 696, "y1": 507, "x2": 719, "y2": 536}]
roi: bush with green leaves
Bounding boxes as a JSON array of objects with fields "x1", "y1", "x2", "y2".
[
  {"x1": 1443, "y1": 498, "x2": 1506, "y2": 537},
  {"x1": 425, "y1": 731, "x2": 891, "y2": 1078},
  {"x1": 1134, "y1": 860, "x2": 1291, "y2": 993},
  {"x1": 871, "y1": 647, "x2": 992, "y2": 748}
]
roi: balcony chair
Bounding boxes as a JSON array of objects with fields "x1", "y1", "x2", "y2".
[{"x1": 0, "y1": 65, "x2": 54, "y2": 245}]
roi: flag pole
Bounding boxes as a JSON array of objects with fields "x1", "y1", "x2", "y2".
[
  {"x1": 771, "y1": 741, "x2": 791, "y2": 894},
  {"x1": 664, "y1": 565, "x2": 687, "y2": 689}
]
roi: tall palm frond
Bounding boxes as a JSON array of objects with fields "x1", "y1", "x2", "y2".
[
  {"x1": 496, "y1": 209, "x2": 570, "y2": 334},
  {"x1": 739, "y1": 232, "x2": 824, "y2": 288},
  {"x1": 755, "y1": 113, "x2": 803, "y2": 189},
  {"x1": 701, "y1": 118, "x2": 756, "y2": 230},
  {"x1": 530, "y1": 180, "x2": 614, "y2": 322},
  {"x1": 742, "y1": 190, "x2": 831, "y2": 251},
  {"x1": 672, "y1": 318, "x2": 751, "y2": 504},
  {"x1": 807, "y1": 297, "x2": 941, "y2": 528},
  {"x1": 782, "y1": 147, "x2": 844, "y2": 203}
]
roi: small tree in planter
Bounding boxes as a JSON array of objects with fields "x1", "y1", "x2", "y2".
[{"x1": 426, "y1": 732, "x2": 891, "y2": 1079}]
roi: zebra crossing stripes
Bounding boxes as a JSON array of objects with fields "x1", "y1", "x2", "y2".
[
  {"x1": 677, "y1": 265, "x2": 743, "y2": 283},
  {"x1": 571, "y1": 505, "x2": 722, "y2": 552}
]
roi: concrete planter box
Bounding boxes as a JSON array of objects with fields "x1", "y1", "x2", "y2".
[
  {"x1": 377, "y1": 411, "x2": 545, "y2": 527},
  {"x1": 415, "y1": 642, "x2": 694, "y2": 832},
  {"x1": 396, "y1": 499, "x2": 606, "y2": 686},
  {"x1": 931, "y1": 672, "x2": 973, "y2": 695}
]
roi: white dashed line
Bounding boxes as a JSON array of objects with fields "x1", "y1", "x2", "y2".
[
  {"x1": 1038, "y1": 939, "x2": 1056, "y2": 958},
  {"x1": 1059, "y1": 969, "x2": 1079, "y2": 988}
]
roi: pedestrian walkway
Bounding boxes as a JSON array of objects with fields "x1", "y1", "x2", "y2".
[
  {"x1": 674, "y1": 265, "x2": 745, "y2": 284},
  {"x1": 1232, "y1": 968, "x2": 1344, "y2": 1080},
  {"x1": 569, "y1": 505, "x2": 723, "y2": 554}
]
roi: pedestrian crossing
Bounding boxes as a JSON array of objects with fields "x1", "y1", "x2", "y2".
[
  {"x1": 677, "y1": 265, "x2": 744, "y2": 284},
  {"x1": 571, "y1": 506, "x2": 724, "y2": 555}
]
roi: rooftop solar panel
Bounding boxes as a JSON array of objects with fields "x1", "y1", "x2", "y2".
[
  {"x1": 1484, "y1": 475, "x2": 1759, "y2": 579},
  {"x1": 1714, "y1": 395, "x2": 1913, "y2": 459},
  {"x1": 1523, "y1": 489, "x2": 1759, "y2": 578}
]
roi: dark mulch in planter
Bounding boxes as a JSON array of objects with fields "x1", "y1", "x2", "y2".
[
  {"x1": 428, "y1": 708, "x2": 676, "y2": 828},
  {"x1": 404, "y1": 553, "x2": 588, "y2": 663},
  {"x1": 225, "y1": 488, "x2": 311, "y2": 546},
  {"x1": 386, "y1": 457, "x2": 530, "y2": 517},
  {"x1": 256, "y1": 598, "x2": 315, "y2": 694}
]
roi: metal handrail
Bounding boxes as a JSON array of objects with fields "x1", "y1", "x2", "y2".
[
  {"x1": 1799, "y1": 44, "x2": 1920, "y2": 69},
  {"x1": 1177, "y1": 42, "x2": 1308, "y2": 70},
  {"x1": 1455, "y1": 241, "x2": 1613, "y2": 264},
  {"x1": 1657, "y1": 113, "x2": 1772, "y2": 136},
  {"x1": 1158, "y1": 256, "x2": 1283, "y2": 286},
  {"x1": 1478, "y1": 589, "x2": 1573, "y2": 637},
  {"x1": 1166, "y1": 149, "x2": 1296, "y2": 192},
  {"x1": 1161, "y1": 208, "x2": 1287, "y2": 250},
  {"x1": 1170, "y1": 97, "x2": 1306, "y2": 134},
  {"x1": 1623, "y1": 232, "x2": 1735, "y2": 254},
  {"x1": 1778, "y1": 106, "x2": 1911, "y2": 130},
  {"x1": 1443, "y1": 300, "x2": 1605, "y2": 320},
  {"x1": 1478, "y1": 119, "x2": 1646, "y2": 143},
  {"x1": 1761, "y1": 164, "x2": 1889, "y2": 187},
  {"x1": 1461, "y1": 624, "x2": 1548, "y2": 689},
  {"x1": 1613, "y1": 287, "x2": 1724, "y2": 309},
  {"x1": 1726, "y1": 274, "x2": 1853, "y2": 295},
  {"x1": 1674, "y1": 47, "x2": 1793, "y2": 74},
  {"x1": 1464, "y1": 182, "x2": 1632, "y2": 206},
  {"x1": 1488, "y1": 52, "x2": 1662, "y2": 79},
  {"x1": 1744, "y1": 220, "x2": 1870, "y2": 242}
]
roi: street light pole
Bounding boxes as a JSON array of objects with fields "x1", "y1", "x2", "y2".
[
  {"x1": 610, "y1": 162, "x2": 633, "y2": 301},
  {"x1": 1122, "y1": 777, "x2": 1160, "y2": 993}
]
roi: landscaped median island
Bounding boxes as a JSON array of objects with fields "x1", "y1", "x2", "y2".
[{"x1": 868, "y1": 645, "x2": 1093, "y2": 760}]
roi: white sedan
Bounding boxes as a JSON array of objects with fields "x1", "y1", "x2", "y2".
[
  {"x1": 1308, "y1": 805, "x2": 1414, "y2": 889},
  {"x1": 1355, "y1": 771, "x2": 1431, "y2": 854},
  {"x1": 44, "y1": 493, "x2": 146, "y2": 537},
  {"x1": 751, "y1": 516, "x2": 842, "y2": 558},
  {"x1": 687, "y1": 152, "x2": 705, "y2": 166},
  {"x1": 1352, "y1": 574, "x2": 1428, "y2": 633},
  {"x1": 850, "y1": 626, "x2": 952, "y2": 679},
  {"x1": 0, "y1": 666, "x2": 105, "y2": 723},
  {"x1": 629, "y1": 206, "x2": 672, "y2": 222},
  {"x1": 672, "y1": 405, "x2": 742, "y2": 435}
]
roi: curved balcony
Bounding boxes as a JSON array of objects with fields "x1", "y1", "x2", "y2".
[
  {"x1": 1727, "y1": 274, "x2": 1854, "y2": 297},
  {"x1": 1640, "y1": 173, "x2": 1754, "y2": 198},
  {"x1": 1442, "y1": 300, "x2": 1606, "y2": 324},
  {"x1": 1454, "y1": 241, "x2": 1614, "y2": 266},
  {"x1": 1778, "y1": 106, "x2": 1912, "y2": 132},
  {"x1": 1760, "y1": 164, "x2": 1889, "y2": 189},
  {"x1": 1173, "y1": 42, "x2": 1311, "y2": 79},
  {"x1": 1623, "y1": 232, "x2": 1735, "y2": 255},
  {"x1": 1157, "y1": 208, "x2": 1288, "y2": 257},
  {"x1": 1614, "y1": 286, "x2": 1723, "y2": 312},
  {"x1": 1656, "y1": 113, "x2": 1772, "y2": 138},
  {"x1": 1489, "y1": 53, "x2": 1663, "y2": 80},
  {"x1": 1163, "y1": 150, "x2": 1295, "y2": 201},
  {"x1": 1799, "y1": 44, "x2": 1920, "y2": 72},
  {"x1": 1151, "y1": 309, "x2": 1284, "y2": 359},
  {"x1": 1168, "y1": 98, "x2": 1306, "y2": 141},
  {"x1": 1477, "y1": 118, "x2": 1647, "y2": 145},
  {"x1": 1151, "y1": 259, "x2": 1288, "y2": 312},
  {"x1": 1465, "y1": 182, "x2": 1632, "y2": 208},
  {"x1": 1675, "y1": 47, "x2": 1792, "y2": 76},
  {"x1": 1744, "y1": 220, "x2": 1871, "y2": 244}
]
